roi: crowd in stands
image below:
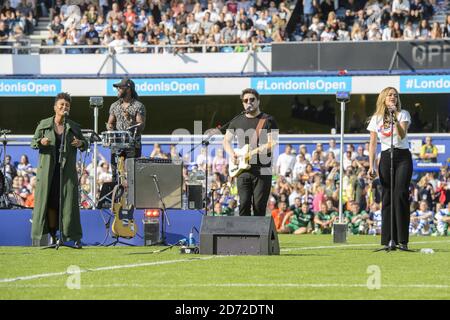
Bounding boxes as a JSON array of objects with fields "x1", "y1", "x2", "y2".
[
  {"x1": 2, "y1": 136, "x2": 449, "y2": 236},
  {"x1": 1, "y1": 0, "x2": 450, "y2": 53}
]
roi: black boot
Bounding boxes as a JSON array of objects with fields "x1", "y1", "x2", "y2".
[
  {"x1": 49, "y1": 229, "x2": 57, "y2": 245},
  {"x1": 74, "y1": 240, "x2": 82, "y2": 249}
]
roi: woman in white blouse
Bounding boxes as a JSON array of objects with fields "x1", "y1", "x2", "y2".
[{"x1": 367, "y1": 87, "x2": 413, "y2": 251}]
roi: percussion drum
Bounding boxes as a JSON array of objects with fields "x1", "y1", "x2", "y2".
[{"x1": 101, "y1": 131, "x2": 133, "y2": 150}]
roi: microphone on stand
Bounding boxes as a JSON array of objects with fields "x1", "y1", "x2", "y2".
[
  {"x1": 63, "y1": 111, "x2": 70, "y2": 117},
  {"x1": 388, "y1": 105, "x2": 397, "y2": 124},
  {"x1": 387, "y1": 103, "x2": 397, "y2": 114}
]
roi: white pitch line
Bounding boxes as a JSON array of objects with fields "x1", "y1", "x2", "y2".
[
  {"x1": 1, "y1": 283, "x2": 449, "y2": 289},
  {"x1": 0, "y1": 256, "x2": 227, "y2": 283},
  {"x1": 281, "y1": 240, "x2": 450, "y2": 252}
]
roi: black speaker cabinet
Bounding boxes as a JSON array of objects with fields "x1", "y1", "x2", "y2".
[
  {"x1": 126, "y1": 158, "x2": 182, "y2": 209},
  {"x1": 144, "y1": 221, "x2": 160, "y2": 246},
  {"x1": 187, "y1": 184, "x2": 203, "y2": 209},
  {"x1": 199, "y1": 216, "x2": 280, "y2": 255},
  {"x1": 97, "y1": 182, "x2": 115, "y2": 209}
]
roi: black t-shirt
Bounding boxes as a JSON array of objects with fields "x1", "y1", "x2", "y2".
[
  {"x1": 85, "y1": 29, "x2": 99, "y2": 41},
  {"x1": 0, "y1": 29, "x2": 9, "y2": 39},
  {"x1": 50, "y1": 23, "x2": 65, "y2": 35},
  {"x1": 227, "y1": 112, "x2": 278, "y2": 168}
]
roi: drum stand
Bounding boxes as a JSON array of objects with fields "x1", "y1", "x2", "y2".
[
  {"x1": 79, "y1": 129, "x2": 102, "y2": 209},
  {"x1": 0, "y1": 130, "x2": 18, "y2": 209},
  {"x1": 0, "y1": 132, "x2": 9, "y2": 208}
]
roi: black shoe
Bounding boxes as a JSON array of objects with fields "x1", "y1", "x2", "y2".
[
  {"x1": 398, "y1": 243, "x2": 409, "y2": 251},
  {"x1": 74, "y1": 241, "x2": 82, "y2": 249},
  {"x1": 50, "y1": 235, "x2": 57, "y2": 246}
]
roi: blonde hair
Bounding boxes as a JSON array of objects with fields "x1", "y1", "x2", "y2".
[{"x1": 371, "y1": 87, "x2": 402, "y2": 127}]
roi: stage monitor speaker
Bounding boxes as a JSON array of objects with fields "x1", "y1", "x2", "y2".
[
  {"x1": 199, "y1": 216, "x2": 280, "y2": 255},
  {"x1": 187, "y1": 184, "x2": 203, "y2": 209},
  {"x1": 126, "y1": 158, "x2": 182, "y2": 209}
]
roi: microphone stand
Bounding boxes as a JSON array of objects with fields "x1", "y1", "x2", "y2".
[
  {"x1": 186, "y1": 111, "x2": 246, "y2": 216},
  {"x1": 127, "y1": 123, "x2": 141, "y2": 158},
  {"x1": 387, "y1": 110, "x2": 396, "y2": 251},
  {"x1": 43, "y1": 113, "x2": 77, "y2": 250},
  {"x1": 0, "y1": 130, "x2": 11, "y2": 209},
  {"x1": 151, "y1": 174, "x2": 170, "y2": 245}
]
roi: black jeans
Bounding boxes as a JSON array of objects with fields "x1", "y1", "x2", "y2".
[
  {"x1": 111, "y1": 147, "x2": 141, "y2": 184},
  {"x1": 236, "y1": 168, "x2": 272, "y2": 216},
  {"x1": 378, "y1": 148, "x2": 413, "y2": 245}
]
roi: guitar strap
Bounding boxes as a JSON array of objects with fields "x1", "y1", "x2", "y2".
[{"x1": 250, "y1": 114, "x2": 268, "y2": 149}]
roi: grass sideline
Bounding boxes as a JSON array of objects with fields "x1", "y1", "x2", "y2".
[{"x1": 0, "y1": 235, "x2": 449, "y2": 300}]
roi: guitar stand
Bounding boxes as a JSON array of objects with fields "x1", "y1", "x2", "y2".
[{"x1": 105, "y1": 236, "x2": 136, "y2": 247}]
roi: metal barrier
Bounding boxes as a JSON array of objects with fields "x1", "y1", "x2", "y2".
[{"x1": 0, "y1": 42, "x2": 272, "y2": 55}]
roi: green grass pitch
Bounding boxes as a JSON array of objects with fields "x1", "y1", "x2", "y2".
[{"x1": 0, "y1": 235, "x2": 449, "y2": 300}]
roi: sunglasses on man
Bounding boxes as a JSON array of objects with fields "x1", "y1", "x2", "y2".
[{"x1": 242, "y1": 97, "x2": 256, "y2": 103}]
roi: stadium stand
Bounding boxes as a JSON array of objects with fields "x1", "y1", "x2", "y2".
[{"x1": 1, "y1": 0, "x2": 449, "y2": 54}]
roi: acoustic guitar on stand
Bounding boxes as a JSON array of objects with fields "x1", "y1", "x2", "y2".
[{"x1": 228, "y1": 141, "x2": 274, "y2": 178}]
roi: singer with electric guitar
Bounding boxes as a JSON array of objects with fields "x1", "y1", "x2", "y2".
[
  {"x1": 31, "y1": 92, "x2": 88, "y2": 248},
  {"x1": 367, "y1": 87, "x2": 413, "y2": 251},
  {"x1": 223, "y1": 88, "x2": 278, "y2": 216}
]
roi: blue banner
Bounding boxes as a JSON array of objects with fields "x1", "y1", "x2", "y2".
[
  {"x1": 251, "y1": 77, "x2": 351, "y2": 94},
  {"x1": 0, "y1": 79, "x2": 61, "y2": 96},
  {"x1": 107, "y1": 78, "x2": 205, "y2": 96},
  {"x1": 400, "y1": 75, "x2": 450, "y2": 93}
]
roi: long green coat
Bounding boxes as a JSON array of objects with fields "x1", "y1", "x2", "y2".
[{"x1": 31, "y1": 116, "x2": 88, "y2": 241}]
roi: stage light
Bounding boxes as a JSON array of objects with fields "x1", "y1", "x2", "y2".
[
  {"x1": 144, "y1": 209, "x2": 160, "y2": 218},
  {"x1": 143, "y1": 209, "x2": 161, "y2": 246}
]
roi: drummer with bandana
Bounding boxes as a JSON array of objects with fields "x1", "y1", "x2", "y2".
[{"x1": 107, "y1": 77, "x2": 146, "y2": 184}]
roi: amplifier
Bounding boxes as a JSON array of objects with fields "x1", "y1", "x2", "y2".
[
  {"x1": 143, "y1": 221, "x2": 160, "y2": 246},
  {"x1": 126, "y1": 158, "x2": 183, "y2": 209},
  {"x1": 187, "y1": 184, "x2": 203, "y2": 210}
]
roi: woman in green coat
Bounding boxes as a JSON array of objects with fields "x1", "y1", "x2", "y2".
[{"x1": 31, "y1": 92, "x2": 88, "y2": 248}]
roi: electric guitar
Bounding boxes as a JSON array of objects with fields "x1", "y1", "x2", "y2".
[
  {"x1": 111, "y1": 156, "x2": 137, "y2": 238},
  {"x1": 228, "y1": 141, "x2": 274, "y2": 178}
]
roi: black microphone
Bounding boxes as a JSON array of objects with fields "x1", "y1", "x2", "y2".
[
  {"x1": 387, "y1": 104, "x2": 396, "y2": 114},
  {"x1": 64, "y1": 111, "x2": 69, "y2": 117}
]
